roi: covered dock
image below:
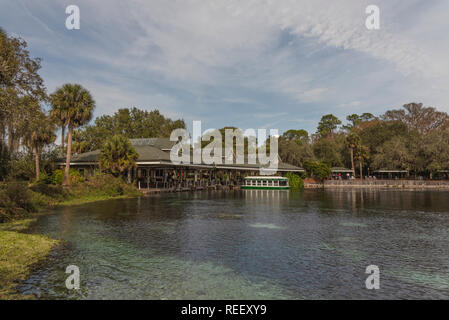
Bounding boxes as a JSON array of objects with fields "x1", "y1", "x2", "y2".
[
  {"x1": 62, "y1": 138, "x2": 304, "y2": 191},
  {"x1": 331, "y1": 167, "x2": 354, "y2": 179},
  {"x1": 373, "y1": 170, "x2": 408, "y2": 179}
]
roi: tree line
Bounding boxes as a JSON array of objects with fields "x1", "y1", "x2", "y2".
[
  {"x1": 0, "y1": 27, "x2": 185, "y2": 184},
  {"x1": 3, "y1": 25, "x2": 449, "y2": 183},
  {"x1": 277, "y1": 103, "x2": 449, "y2": 179}
]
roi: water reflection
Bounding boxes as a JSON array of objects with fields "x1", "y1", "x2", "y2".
[{"x1": 18, "y1": 189, "x2": 449, "y2": 299}]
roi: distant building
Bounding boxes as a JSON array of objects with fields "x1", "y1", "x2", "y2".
[{"x1": 61, "y1": 138, "x2": 304, "y2": 189}]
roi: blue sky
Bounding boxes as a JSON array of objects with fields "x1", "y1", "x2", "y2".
[{"x1": 1, "y1": 0, "x2": 449, "y2": 134}]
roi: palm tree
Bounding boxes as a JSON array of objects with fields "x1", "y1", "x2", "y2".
[
  {"x1": 23, "y1": 110, "x2": 56, "y2": 180},
  {"x1": 100, "y1": 135, "x2": 138, "y2": 179},
  {"x1": 50, "y1": 90, "x2": 69, "y2": 157},
  {"x1": 53, "y1": 84, "x2": 95, "y2": 186},
  {"x1": 355, "y1": 145, "x2": 369, "y2": 180},
  {"x1": 345, "y1": 132, "x2": 361, "y2": 178}
]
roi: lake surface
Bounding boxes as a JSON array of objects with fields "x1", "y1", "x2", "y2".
[{"x1": 19, "y1": 189, "x2": 449, "y2": 299}]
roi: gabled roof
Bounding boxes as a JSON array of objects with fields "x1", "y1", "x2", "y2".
[
  {"x1": 130, "y1": 138, "x2": 176, "y2": 150},
  {"x1": 67, "y1": 137, "x2": 304, "y2": 172},
  {"x1": 70, "y1": 149, "x2": 101, "y2": 163},
  {"x1": 69, "y1": 138, "x2": 174, "y2": 163},
  {"x1": 133, "y1": 145, "x2": 171, "y2": 161}
]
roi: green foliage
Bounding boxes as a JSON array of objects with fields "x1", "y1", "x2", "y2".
[
  {"x1": 8, "y1": 153, "x2": 35, "y2": 181},
  {"x1": 1, "y1": 28, "x2": 47, "y2": 156},
  {"x1": 40, "y1": 147, "x2": 61, "y2": 176},
  {"x1": 68, "y1": 168, "x2": 84, "y2": 183},
  {"x1": 282, "y1": 129, "x2": 309, "y2": 142},
  {"x1": 304, "y1": 161, "x2": 331, "y2": 180},
  {"x1": 317, "y1": 114, "x2": 341, "y2": 137},
  {"x1": 50, "y1": 83, "x2": 96, "y2": 186},
  {"x1": 52, "y1": 169, "x2": 64, "y2": 185},
  {"x1": 276, "y1": 103, "x2": 449, "y2": 179},
  {"x1": 73, "y1": 107, "x2": 186, "y2": 152},
  {"x1": 51, "y1": 168, "x2": 82, "y2": 185},
  {"x1": 51, "y1": 84, "x2": 95, "y2": 129},
  {"x1": 1, "y1": 171, "x2": 142, "y2": 223},
  {"x1": 0, "y1": 228, "x2": 58, "y2": 299},
  {"x1": 69, "y1": 172, "x2": 141, "y2": 199},
  {"x1": 358, "y1": 120, "x2": 408, "y2": 161},
  {"x1": 37, "y1": 172, "x2": 52, "y2": 185},
  {"x1": 372, "y1": 136, "x2": 412, "y2": 171},
  {"x1": 0, "y1": 182, "x2": 36, "y2": 222},
  {"x1": 382, "y1": 102, "x2": 449, "y2": 135},
  {"x1": 100, "y1": 135, "x2": 138, "y2": 176},
  {"x1": 312, "y1": 138, "x2": 343, "y2": 167},
  {"x1": 343, "y1": 113, "x2": 375, "y2": 130},
  {"x1": 345, "y1": 132, "x2": 361, "y2": 149},
  {"x1": 285, "y1": 173, "x2": 304, "y2": 190},
  {"x1": 30, "y1": 180, "x2": 68, "y2": 199}
]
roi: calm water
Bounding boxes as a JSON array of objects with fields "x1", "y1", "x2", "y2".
[{"x1": 18, "y1": 189, "x2": 449, "y2": 299}]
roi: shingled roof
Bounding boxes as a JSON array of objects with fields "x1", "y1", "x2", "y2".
[
  {"x1": 67, "y1": 137, "x2": 303, "y2": 171},
  {"x1": 69, "y1": 138, "x2": 174, "y2": 163},
  {"x1": 129, "y1": 138, "x2": 176, "y2": 150}
]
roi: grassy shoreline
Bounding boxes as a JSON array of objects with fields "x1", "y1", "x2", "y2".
[
  {"x1": 0, "y1": 192, "x2": 142, "y2": 300},
  {"x1": 0, "y1": 174, "x2": 143, "y2": 300}
]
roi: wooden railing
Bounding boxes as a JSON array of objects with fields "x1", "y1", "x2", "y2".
[{"x1": 320, "y1": 179, "x2": 449, "y2": 188}]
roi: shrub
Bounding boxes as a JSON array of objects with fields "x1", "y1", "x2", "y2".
[
  {"x1": 30, "y1": 182, "x2": 68, "y2": 199},
  {"x1": 51, "y1": 168, "x2": 84, "y2": 185},
  {"x1": 0, "y1": 182, "x2": 36, "y2": 222},
  {"x1": 70, "y1": 172, "x2": 141, "y2": 198},
  {"x1": 8, "y1": 154, "x2": 34, "y2": 181},
  {"x1": 29, "y1": 190, "x2": 56, "y2": 208},
  {"x1": 37, "y1": 172, "x2": 53, "y2": 185},
  {"x1": 4, "y1": 182, "x2": 35, "y2": 212},
  {"x1": 304, "y1": 161, "x2": 331, "y2": 181},
  {"x1": 40, "y1": 147, "x2": 61, "y2": 176},
  {"x1": 286, "y1": 173, "x2": 304, "y2": 190},
  {"x1": 52, "y1": 169, "x2": 64, "y2": 185},
  {"x1": 69, "y1": 169, "x2": 85, "y2": 183},
  {"x1": 1, "y1": 172, "x2": 141, "y2": 222}
]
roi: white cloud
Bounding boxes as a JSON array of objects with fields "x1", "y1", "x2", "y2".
[{"x1": 3, "y1": 0, "x2": 449, "y2": 128}]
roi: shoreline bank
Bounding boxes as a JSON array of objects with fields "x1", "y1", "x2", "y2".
[
  {"x1": 0, "y1": 192, "x2": 143, "y2": 300},
  {"x1": 305, "y1": 179, "x2": 449, "y2": 189}
]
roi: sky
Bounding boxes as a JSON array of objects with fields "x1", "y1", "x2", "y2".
[{"x1": 1, "y1": 0, "x2": 449, "y2": 135}]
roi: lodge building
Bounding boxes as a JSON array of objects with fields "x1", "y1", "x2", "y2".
[{"x1": 63, "y1": 138, "x2": 304, "y2": 190}]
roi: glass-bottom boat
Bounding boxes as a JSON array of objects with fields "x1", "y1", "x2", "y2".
[{"x1": 241, "y1": 176, "x2": 289, "y2": 190}]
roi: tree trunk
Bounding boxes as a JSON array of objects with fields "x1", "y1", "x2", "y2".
[
  {"x1": 35, "y1": 146, "x2": 40, "y2": 181},
  {"x1": 7, "y1": 124, "x2": 13, "y2": 152},
  {"x1": 61, "y1": 125, "x2": 65, "y2": 157},
  {"x1": 127, "y1": 168, "x2": 132, "y2": 184},
  {"x1": 350, "y1": 147, "x2": 355, "y2": 177},
  {"x1": 0, "y1": 123, "x2": 5, "y2": 142},
  {"x1": 63, "y1": 125, "x2": 73, "y2": 186},
  {"x1": 359, "y1": 161, "x2": 363, "y2": 180}
]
